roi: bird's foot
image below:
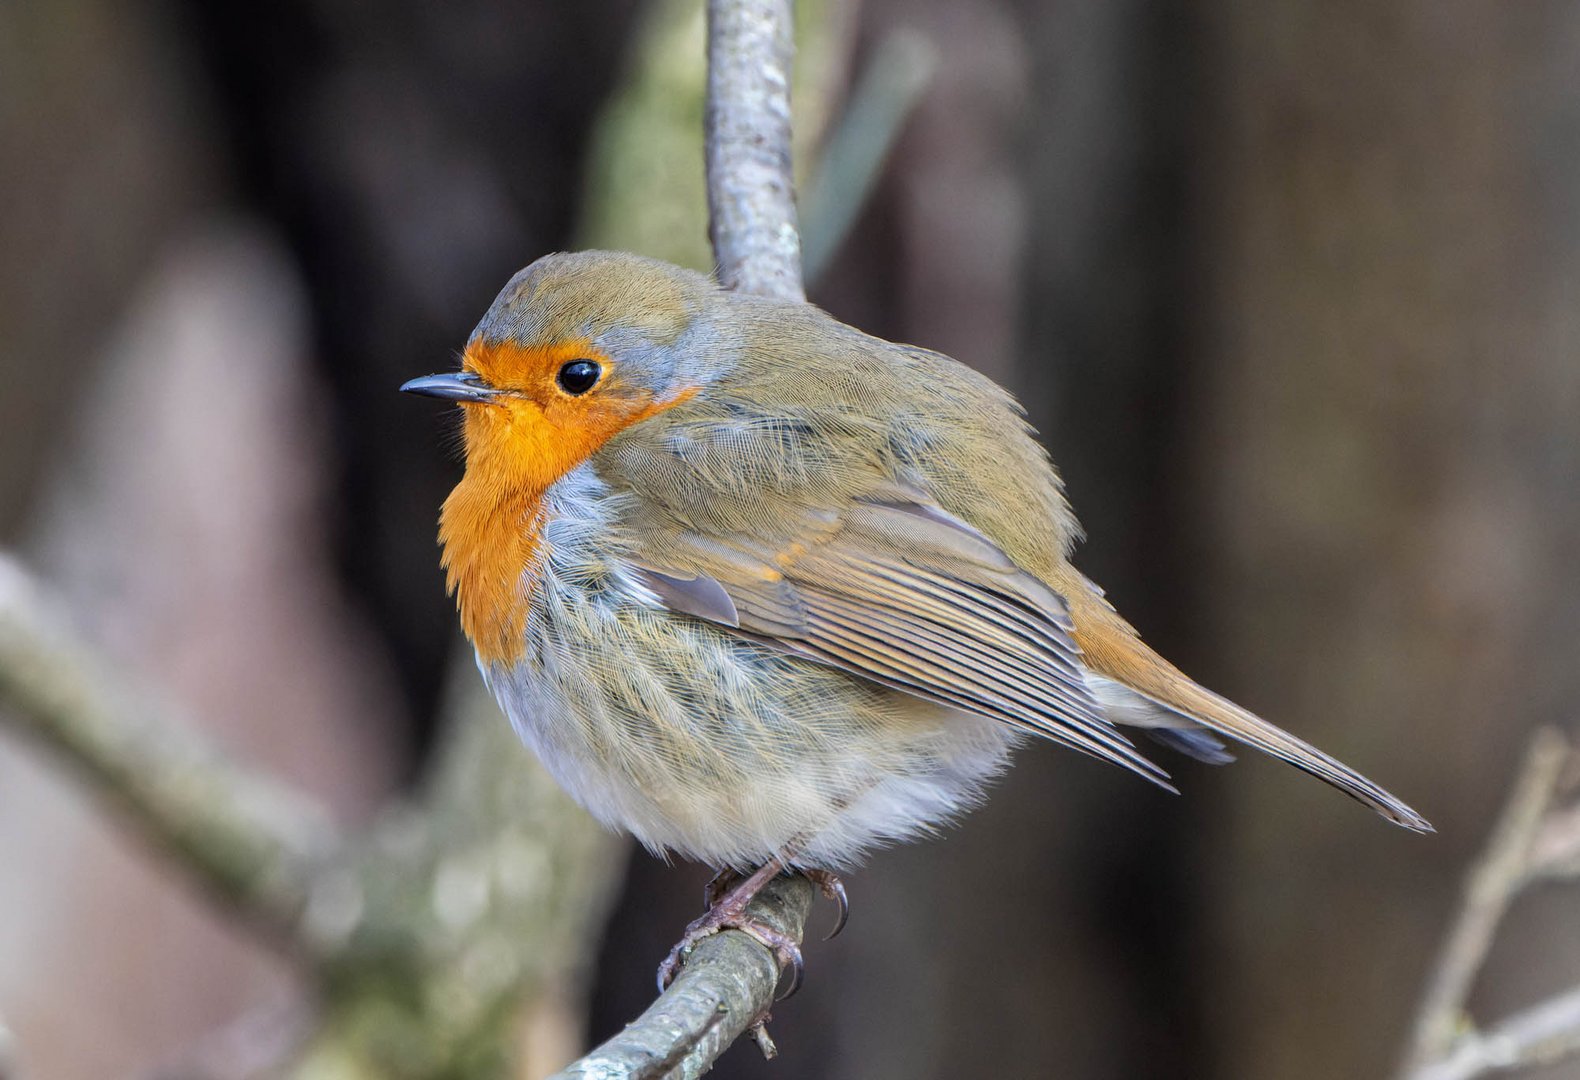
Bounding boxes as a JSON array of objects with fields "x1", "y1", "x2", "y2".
[
  {"x1": 704, "y1": 865, "x2": 847, "y2": 937},
  {"x1": 659, "y1": 862, "x2": 850, "y2": 998},
  {"x1": 657, "y1": 879, "x2": 804, "y2": 997}
]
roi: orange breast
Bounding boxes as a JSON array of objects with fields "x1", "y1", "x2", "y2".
[{"x1": 440, "y1": 474, "x2": 544, "y2": 667}]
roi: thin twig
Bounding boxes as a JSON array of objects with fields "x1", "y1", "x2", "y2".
[
  {"x1": 1412, "y1": 986, "x2": 1580, "y2": 1080},
  {"x1": 1402, "y1": 730, "x2": 1569, "y2": 1069},
  {"x1": 1400, "y1": 728, "x2": 1580, "y2": 1079},
  {"x1": 1530, "y1": 801, "x2": 1580, "y2": 881},
  {"x1": 705, "y1": 0, "x2": 804, "y2": 301},
  {"x1": 0, "y1": 554, "x2": 335, "y2": 938},
  {"x1": 551, "y1": 876, "x2": 814, "y2": 1080}
]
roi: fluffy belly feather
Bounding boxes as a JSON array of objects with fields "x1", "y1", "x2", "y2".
[{"x1": 483, "y1": 565, "x2": 1019, "y2": 871}]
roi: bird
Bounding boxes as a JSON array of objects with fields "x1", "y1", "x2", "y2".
[{"x1": 402, "y1": 249, "x2": 1431, "y2": 991}]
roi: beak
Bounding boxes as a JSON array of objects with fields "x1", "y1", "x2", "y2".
[{"x1": 399, "y1": 371, "x2": 500, "y2": 403}]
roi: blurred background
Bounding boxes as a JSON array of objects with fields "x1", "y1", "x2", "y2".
[{"x1": 2, "y1": 0, "x2": 1578, "y2": 1077}]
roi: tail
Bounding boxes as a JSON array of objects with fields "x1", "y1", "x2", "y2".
[{"x1": 1053, "y1": 567, "x2": 1433, "y2": 833}]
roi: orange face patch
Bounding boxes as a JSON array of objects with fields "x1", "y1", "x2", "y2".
[
  {"x1": 460, "y1": 338, "x2": 649, "y2": 493},
  {"x1": 438, "y1": 337, "x2": 697, "y2": 665}
]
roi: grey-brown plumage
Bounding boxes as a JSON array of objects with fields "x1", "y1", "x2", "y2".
[{"x1": 412, "y1": 250, "x2": 1431, "y2": 875}]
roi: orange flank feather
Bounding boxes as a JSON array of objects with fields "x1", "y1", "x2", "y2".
[{"x1": 438, "y1": 337, "x2": 698, "y2": 664}]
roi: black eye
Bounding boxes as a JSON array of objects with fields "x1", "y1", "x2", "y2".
[{"x1": 556, "y1": 359, "x2": 602, "y2": 395}]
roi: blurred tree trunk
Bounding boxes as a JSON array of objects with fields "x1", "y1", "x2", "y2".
[{"x1": 1194, "y1": 4, "x2": 1580, "y2": 1076}]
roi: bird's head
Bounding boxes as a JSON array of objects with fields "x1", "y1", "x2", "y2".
[{"x1": 403, "y1": 250, "x2": 724, "y2": 491}]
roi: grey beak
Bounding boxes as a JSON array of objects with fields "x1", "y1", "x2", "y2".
[{"x1": 399, "y1": 371, "x2": 499, "y2": 403}]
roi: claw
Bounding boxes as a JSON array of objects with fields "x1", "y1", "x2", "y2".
[
  {"x1": 803, "y1": 869, "x2": 849, "y2": 940},
  {"x1": 658, "y1": 859, "x2": 795, "y2": 993},
  {"x1": 775, "y1": 940, "x2": 804, "y2": 999}
]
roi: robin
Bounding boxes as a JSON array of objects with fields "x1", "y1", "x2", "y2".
[{"x1": 402, "y1": 250, "x2": 1430, "y2": 991}]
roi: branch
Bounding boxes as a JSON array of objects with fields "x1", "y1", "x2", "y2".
[
  {"x1": 704, "y1": 0, "x2": 804, "y2": 301},
  {"x1": 283, "y1": 673, "x2": 627, "y2": 1076},
  {"x1": 551, "y1": 876, "x2": 813, "y2": 1080},
  {"x1": 1411, "y1": 986, "x2": 1580, "y2": 1080},
  {"x1": 1531, "y1": 801, "x2": 1580, "y2": 881},
  {"x1": 1404, "y1": 730, "x2": 1569, "y2": 1064},
  {"x1": 0, "y1": 553, "x2": 335, "y2": 938},
  {"x1": 554, "y1": 3, "x2": 814, "y2": 1075},
  {"x1": 1400, "y1": 728, "x2": 1580, "y2": 1080}
]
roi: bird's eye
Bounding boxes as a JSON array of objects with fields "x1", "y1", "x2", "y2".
[{"x1": 556, "y1": 359, "x2": 602, "y2": 395}]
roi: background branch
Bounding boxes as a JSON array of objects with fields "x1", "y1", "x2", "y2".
[
  {"x1": 1412, "y1": 986, "x2": 1580, "y2": 1080},
  {"x1": 1400, "y1": 728, "x2": 1580, "y2": 1080},
  {"x1": 799, "y1": 28, "x2": 937, "y2": 283},
  {"x1": 0, "y1": 554, "x2": 335, "y2": 937},
  {"x1": 0, "y1": 549, "x2": 625, "y2": 1075}
]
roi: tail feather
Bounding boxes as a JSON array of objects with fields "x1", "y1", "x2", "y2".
[
  {"x1": 1142, "y1": 725, "x2": 1238, "y2": 766},
  {"x1": 1057, "y1": 567, "x2": 1433, "y2": 833},
  {"x1": 1085, "y1": 671, "x2": 1237, "y2": 765}
]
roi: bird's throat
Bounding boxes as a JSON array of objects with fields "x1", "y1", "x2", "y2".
[
  {"x1": 438, "y1": 469, "x2": 544, "y2": 668},
  {"x1": 436, "y1": 378, "x2": 699, "y2": 666}
]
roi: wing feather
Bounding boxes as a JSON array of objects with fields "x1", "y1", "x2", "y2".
[
  {"x1": 800, "y1": 593, "x2": 1166, "y2": 778},
  {"x1": 629, "y1": 495, "x2": 1173, "y2": 788},
  {"x1": 808, "y1": 577, "x2": 1093, "y2": 720}
]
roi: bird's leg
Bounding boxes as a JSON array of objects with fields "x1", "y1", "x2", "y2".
[
  {"x1": 700, "y1": 865, "x2": 845, "y2": 932},
  {"x1": 703, "y1": 865, "x2": 846, "y2": 937},
  {"x1": 658, "y1": 856, "x2": 801, "y2": 993}
]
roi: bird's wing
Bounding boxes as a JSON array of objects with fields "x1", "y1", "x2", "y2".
[{"x1": 627, "y1": 484, "x2": 1172, "y2": 789}]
